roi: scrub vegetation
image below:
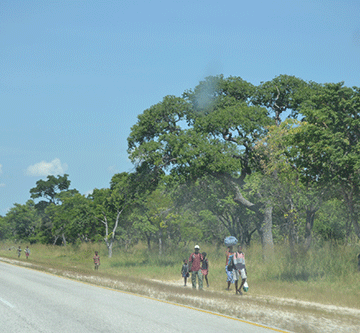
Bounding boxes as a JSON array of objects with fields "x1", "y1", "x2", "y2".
[
  {"x1": 1, "y1": 74, "x2": 360, "y2": 331},
  {"x1": 1, "y1": 241, "x2": 359, "y2": 309}
]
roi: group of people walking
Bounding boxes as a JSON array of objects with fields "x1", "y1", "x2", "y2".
[
  {"x1": 225, "y1": 245, "x2": 247, "y2": 295},
  {"x1": 181, "y1": 245, "x2": 209, "y2": 289},
  {"x1": 16, "y1": 246, "x2": 30, "y2": 259},
  {"x1": 181, "y1": 243, "x2": 247, "y2": 294}
]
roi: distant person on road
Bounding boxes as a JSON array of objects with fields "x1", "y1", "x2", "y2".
[
  {"x1": 93, "y1": 251, "x2": 100, "y2": 270},
  {"x1": 201, "y1": 252, "x2": 209, "y2": 287},
  {"x1": 225, "y1": 246, "x2": 235, "y2": 290},
  {"x1": 181, "y1": 259, "x2": 189, "y2": 286},
  {"x1": 25, "y1": 246, "x2": 30, "y2": 259},
  {"x1": 188, "y1": 245, "x2": 204, "y2": 290},
  {"x1": 17, "y1": 246, "x2": 22, "y2": 258}
]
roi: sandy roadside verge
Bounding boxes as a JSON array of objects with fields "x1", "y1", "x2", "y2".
[{"x1": 1, "y1": 257, "x2": 359, "y2": 333}]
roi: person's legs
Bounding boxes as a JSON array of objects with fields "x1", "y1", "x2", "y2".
[
  {"x1": 191, "y1": 272, "x2": 197, "y2": 289},
  {"x1": 235, "y1": 280, "x2": 239, "y2": 294},
  {"x1": 233, "y1": 269, "x2": 240, "y2": 294},
  {"x1": 198, "y1": 270, "x2": 203, "y2": 290},
  {"x1": 238, "y1": 278, "x2": 246, "y2": 291},
  {"x1": 239, "y1": 269, "x2": 247, "y2": 291},
  {"x1": 225, "y1": 266, "x2": 233, "y2": 290},
  {"x1": 204, "y1": 274, "x2": 209, "y2": 287}
]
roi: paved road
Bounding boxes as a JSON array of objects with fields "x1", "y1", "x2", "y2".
[{"x1": 0, "y1": 261, "x2": 284, "y2": 332}]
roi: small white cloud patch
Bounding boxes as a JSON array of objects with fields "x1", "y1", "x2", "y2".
[
  {"x1": 84, "y1": 189, "x2": 93, "y2": 197},
  {"x1": 26, "y1": 158, "x2": 68, "y2": 176},
  {"x1": 107, "y1": 165, "x2": 119, "y2": 174}
]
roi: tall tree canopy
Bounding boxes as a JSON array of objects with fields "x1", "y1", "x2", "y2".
[
  {"x1": 290, "y1": 82, "x2": 360, "y2": 239},
  {"x1": 30, "y1": 174, "x2": 71, "y2": 211},
  {"x1": 128, "y1": 75, "x2": 308, "y2": 254}
]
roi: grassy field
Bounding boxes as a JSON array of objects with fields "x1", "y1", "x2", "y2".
[{"x1": 1, "y1": 240, "x2": 360, "y2": 310}]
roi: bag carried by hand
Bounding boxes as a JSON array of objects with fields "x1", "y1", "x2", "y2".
[{"x1": 243, "y1": 281, "x2": 249, "y2": 292}]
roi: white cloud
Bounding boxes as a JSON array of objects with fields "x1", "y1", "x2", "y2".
[
  {"x1": 26, "y1": 158, "x2": 68, "y2": 176},
  {"x1": 0, "y1": 164, "x2": 2, "y2": 174},
  {"x1": 84, "y1": 189, "x2": 93, "y2": 197},
  {"x1": 107, "y1": 165, "x2": 119, "y2": 174}
]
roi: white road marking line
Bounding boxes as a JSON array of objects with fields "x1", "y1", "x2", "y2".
[{"x1": 0, "y1": 296, "x2": 15, "y2": 308}]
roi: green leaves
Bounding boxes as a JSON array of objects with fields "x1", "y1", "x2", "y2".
[
  {"x1": 128, "y1": 76, "x2": 274, "y2": 181},
  {"x1": 294, "y1": 83, "x2": 360, "y2": 185},
  {"x1": 4, "y1": 200, "x2": 40, "y2": 241},
  {"x1": 29, "y1": 174, "x2": 71, "y2": 210}
]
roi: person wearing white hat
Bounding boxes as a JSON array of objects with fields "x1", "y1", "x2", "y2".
[{"x1": 188, "y1": 245, "x2": 204, "y2": 290}]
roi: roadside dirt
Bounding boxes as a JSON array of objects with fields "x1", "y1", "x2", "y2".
[{"x1": 1, "y1": 257, "x2": 359, "y2": 333}]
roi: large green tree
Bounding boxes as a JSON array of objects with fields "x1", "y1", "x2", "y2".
[
  {"x1": 29, "y1": 174, "x2": 76, "y2": 244},
  {"x1": 290, "y1": 82, "x2": 360, "y2": 240},
  {"x1": 128, "y1": 75, "x2": 313, "y2": 256},
  {"x1": 254, "y1": 120, "x2": 324, "y2": 252},
  {"x1": 4, "y1": 200, "x2": 40, "y2": 242},
  {"x1": 30, "y1": 174, "x2": 71, "y2": 211},
  {"x1": 46, "y1": 191, "x2": 92, "y2": 245},
  {"x1": 128, "y1": 76, "x2": 276, "y2": 254}
]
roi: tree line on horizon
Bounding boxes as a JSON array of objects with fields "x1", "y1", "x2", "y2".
[{"x1": 1, "y1": 74, "x2": 359, "y2": 258}]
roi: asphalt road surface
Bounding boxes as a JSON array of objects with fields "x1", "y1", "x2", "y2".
[{"x1": 0, "y1": 261, "x2": 284, "y2": 333}]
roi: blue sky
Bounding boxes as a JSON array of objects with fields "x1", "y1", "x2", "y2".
[{"x1": 1, "y1": 0, "x2": 359, "y2": 215}]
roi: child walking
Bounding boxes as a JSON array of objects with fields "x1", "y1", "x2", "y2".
[
  {"x1": 201, "y1": 252, "x2": 209, "y2": 287},
  {"x1": 93, "y1": 251, "x2": 100, "y2": 270},
  {"x1": 181, "y1": 259, "x2": 189, "y2": 286},
  {"x1": 25, "y1": 246, "x2": 30, "y2": 259}
]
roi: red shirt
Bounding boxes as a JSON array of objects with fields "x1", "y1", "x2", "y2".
[
  {"x1": 189, "y1": 252, "x2": 203, "y2": 271},
  {"x1": 93, "y1": 255, "x2": 100, "y2": 264}
]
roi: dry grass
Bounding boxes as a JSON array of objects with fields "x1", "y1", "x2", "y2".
[{"x1": 1, "y1": 241, "x2": 360, "y2": 332}]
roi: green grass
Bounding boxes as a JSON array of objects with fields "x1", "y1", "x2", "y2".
[{"x1": 1, "y1": 240, "x2": 359, "y2": 309}]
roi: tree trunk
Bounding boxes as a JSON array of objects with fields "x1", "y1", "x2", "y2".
[
  {"x1": 107, "y1": 241, "x2": 113, "y2": 258},
  {"x1": 146, "y1": 233, "x2": 151, "y2": 250},
  {"x1": 53, "y1": 235, "x2": 59, "y2": 246},
  {"x1": 287, "y1": 201, "x2": 297, "y2": 257},
  {"x1": 343, "y1": 187, "x2": 360, "y2": 241},
  {"x1": 304, "y1": 207, "x2": 316, "y2": 251},
  {"x1": 231, "y1": 180, "x2": 274, "y2": 259},
  {"x1": 348, "y1": 206, "x2": 360, "y2": 241},
  {"x1": 62, "y1": 233, "x2": 67, "y2": 247},
  {"x1": 100, "y1": 208, "x2": 124, "y2": 258},
  {"x1": 259, "y1": 204, "x2": 274, "y2": 259},
  {"x1": 158, "y1": 230, "x2": 163, "y2": 256}
]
